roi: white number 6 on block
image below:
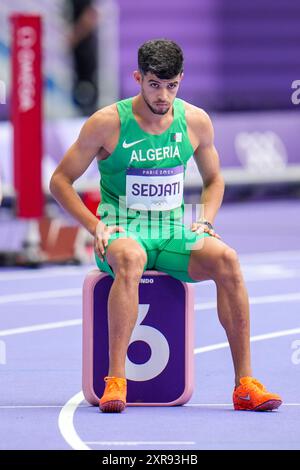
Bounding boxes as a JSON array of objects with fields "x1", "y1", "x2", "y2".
[{"x1": 125, "y1": 304, "x2": 170, "y2": 381}]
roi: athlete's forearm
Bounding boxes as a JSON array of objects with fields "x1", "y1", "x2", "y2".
[
  {"x1": 49, "y1": 175, "x2": 100, "y2": 236},
  {"x1": 198, "y1": 174, "x2": 225, "y2": 224}
]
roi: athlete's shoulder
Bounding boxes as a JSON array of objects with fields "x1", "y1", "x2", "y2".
[
  {"x1": 89, "y1": 103, "x2": 120, "y2": 130},
  {"x1": 76, "y1": 103, "x2": 120, "y2": 153},
  {"x1": 181, "y1": 100, "x2": 214, "y2": 146},
  {"x1": 78, "y1": 103, "x2": 119, "y2": 142},
  {"x1": 181, "y1": 100, "x2": 212, "y2": 129}
]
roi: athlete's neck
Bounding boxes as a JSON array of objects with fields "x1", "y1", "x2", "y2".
[{"x1": 132, "y1": 94, "x2": 174, "y2": 130}]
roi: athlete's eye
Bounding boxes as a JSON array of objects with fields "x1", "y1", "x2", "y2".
[
  {"x1": 168, "y1": 84, "x2": 177, "y2": 89},
  {"x1": 150, "y1": 83, "x2": 159, "y2": 88}
]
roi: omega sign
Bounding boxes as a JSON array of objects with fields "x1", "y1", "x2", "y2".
[{"x1": 17, "y1": 26, "x2": 37, "y2": 112}]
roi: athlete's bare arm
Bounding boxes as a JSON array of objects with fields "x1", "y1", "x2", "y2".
[
  {"x1": 49, "y1": 105, "x2": 120, "y2": 242},
  {"x1": 186, "y1": 104, "x2": 225, "y2": 225}
]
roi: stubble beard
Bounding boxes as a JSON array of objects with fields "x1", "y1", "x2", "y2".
[{"x1": 142, "y1": 91, "x2": 171, "y2": 116}]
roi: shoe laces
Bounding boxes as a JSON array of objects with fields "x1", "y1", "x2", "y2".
[
  {"x1": 104, "y1": 376, "x2": 126, "y2": 393},
  {"x1": 242, "y1": 377, "x2": 266, "y2": 393}
]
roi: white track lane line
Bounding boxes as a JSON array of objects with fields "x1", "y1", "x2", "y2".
[
  {"x1": 195, "y1": 327, "x2": 300, "y2": 354},
  {"x1": 85, "y1": 441, "x2": 196, "y2": 446},
  {"x1": 239, "y1": 250, "x2": 300, "y2": 263},
  {"x1": 59, "y1": 326, "x2": 300, "y2": 450},
  {"x1": 0, "y1": 319, "x2": 82, "y2": 337},
  {"x1": 58, "y1": 392, "x2": 89, "y2": 451},
  {"x1": 184, "y1": 403, "x2": 300, "y2": 407},
  {"x1": 0, "y1": 405, "x2": 89, "y2": 409},
  {"x1": 195, "y1": 292, "x2": 300, "y2": 311},
  {"x1": 0, "y1": 289, "x2": 81, "y2": 304},
  {"x1": 0, "y1": 267, "x2": 92, "y2": 282}
]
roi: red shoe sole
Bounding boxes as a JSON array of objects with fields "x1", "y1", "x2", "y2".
[
  {"x1": 253, "y1": 400, "x2": 282, "y2": 411},
  {"x1": 234, "y1": 399, "x2": 282, "y2": 411},
  {"x1": 99, "y1": 400, "x2": 126, "y2": 413}
]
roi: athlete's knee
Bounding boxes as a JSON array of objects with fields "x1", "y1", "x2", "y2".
[
  {"x1": 113, "y1": 248, "x2": 147, "y2": 281},
  {"x1": 214, "y1": 247, "x2": 243, "y2": 284}
]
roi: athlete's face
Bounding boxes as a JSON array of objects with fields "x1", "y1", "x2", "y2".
[{"x1": 134, "y1": 71, "x2": 183, "y2": 115}]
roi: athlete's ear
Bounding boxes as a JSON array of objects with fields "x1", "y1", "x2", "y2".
[
  {"x1": 180, "y1": 71, "x2": 184, "y2": 81},
  {"x1": 133, "y1": 70, "x2": 142, "y2": 85}
]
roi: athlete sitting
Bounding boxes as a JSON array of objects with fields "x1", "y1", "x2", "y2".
[{"x1": 50, "y1": 39, "x2": 282, "y2": 413}]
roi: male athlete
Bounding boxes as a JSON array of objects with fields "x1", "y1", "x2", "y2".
[{"x1": 50, "y1": 39, "x2": 282, "y2": 413}]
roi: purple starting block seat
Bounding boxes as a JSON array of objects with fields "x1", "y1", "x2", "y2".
[{"x1": 82, "y1": 269, "x2": 195, "y2": 406}]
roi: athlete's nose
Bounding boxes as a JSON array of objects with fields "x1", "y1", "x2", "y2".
[{"x1": 157, "y1": 90, "x2": 169, "y2": 103}]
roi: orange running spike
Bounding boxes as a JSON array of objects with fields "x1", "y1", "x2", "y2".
[
  {"x1": 233, "y1": 377, "x2": 282, "y2": 411},
  {"x1": 99, "y1": 376, "x2": 127, "y2": 413}
]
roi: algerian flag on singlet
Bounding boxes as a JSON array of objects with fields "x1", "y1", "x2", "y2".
[{"x1": 170, "y1": 132, "x2": 182, "y2": 143}]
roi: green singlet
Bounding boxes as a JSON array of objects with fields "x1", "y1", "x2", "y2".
[{"x1": 95, "y1": 97, "x2": 211, "y2": 282}]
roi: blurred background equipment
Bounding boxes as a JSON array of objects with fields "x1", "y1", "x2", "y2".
[
  {"x1": 11, "y1": 14, "x2": 43, "y2": 219},
  {"x1": 0, "y1": 0, "x2": 299, "y2": 267},
  {"x1": 65, "y1": 0, "x2": 99, "y2": 115}
]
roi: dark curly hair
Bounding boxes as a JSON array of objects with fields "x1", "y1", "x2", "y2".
[{"x1": 138, "y1": 39, "x2": 184, "y2": 79}]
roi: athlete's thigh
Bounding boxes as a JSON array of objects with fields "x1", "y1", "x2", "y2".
[
  {"x1": 154, "y1": 223, "x2": 214, "y2": 283},
  {"x1": 187, "y1": 235, "x2": 237, "y2": 281},
  {"x1": 95, "y1": 229, "x2": 148, "y2": 278}
]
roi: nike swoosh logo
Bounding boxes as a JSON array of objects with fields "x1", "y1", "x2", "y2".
[
  {"x1": 122, "y1": 138, "x2": 147, "y2": 149},
  {"x1": 238, "y1": 394, "x2": 251, "y2": 401}
]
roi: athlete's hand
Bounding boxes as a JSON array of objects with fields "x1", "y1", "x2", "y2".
[
  {"x1": 190, "y1": 222, "x2": 221, "y2": 240},
  {"x1": 94, "y1": 220, "x2": 125, "y2": 261}
]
